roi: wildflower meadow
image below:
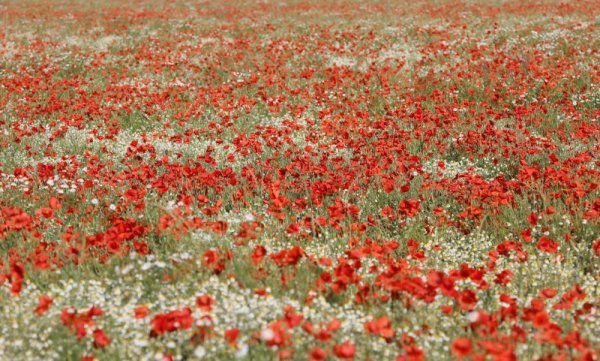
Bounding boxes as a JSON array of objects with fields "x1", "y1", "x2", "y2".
[{"x1": 0, "y1": 1, "x2": 598, "y2": 360}]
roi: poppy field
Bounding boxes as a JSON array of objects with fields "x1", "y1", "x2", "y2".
[{"x1": 0, "y1": 0, "x2": 599, "y2": 360}]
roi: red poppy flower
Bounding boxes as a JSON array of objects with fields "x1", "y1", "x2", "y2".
[
  {"x1": 196, "y1": 295, "x2": 214, "y2": 312},
  {"x1": 399, "y1": 199, "x2": 421, "y2": 218},
  {"x1": 540, "y1": 288, "x2": 558, "y2": 299},
  {"x1": 35, "y1": 294, "x2": 53, "y2": 315},
  {"x1": 458, "y1": 290, "x2": 478, "y2": 311},
  {"x1": 365, "y1": 316, "x2": 394, "y2": 339},
  {"x1": 451, "y1": 338, "x2": 472, "y2": 356},
  {"x1": 35, "y1": 207, "x2": 54, "y2": 219},
  {"x1": 49, "y1": 197, "x2": 62, "y2": 210},
  {"x1": 333, "y1": 341, "x2": 356, "y2": 359},
  {"x1": 309, "y1": 347, "x2": 328, "y2": 361},
  {"x1": 251, "y1": 246, "x2": 267, "y2": 265},
  {"x1": 134, "y1": 305, "x2": 150, "y2": 319},
  {"x1": 92, "y1": 329, "x2": 111, "y2": 348},
  {"x1": 527, "y1": 212, "x2": 538, "y2": 226},
  {"x1": 151, "y1": 308, "x2": 194, "y2": 336},
  {"x1": 224, "y1": 328, "x2": 240, "y2": 345},
  {"x1": 537, "y1": 236, "x2": 559, "y2": 253}
]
